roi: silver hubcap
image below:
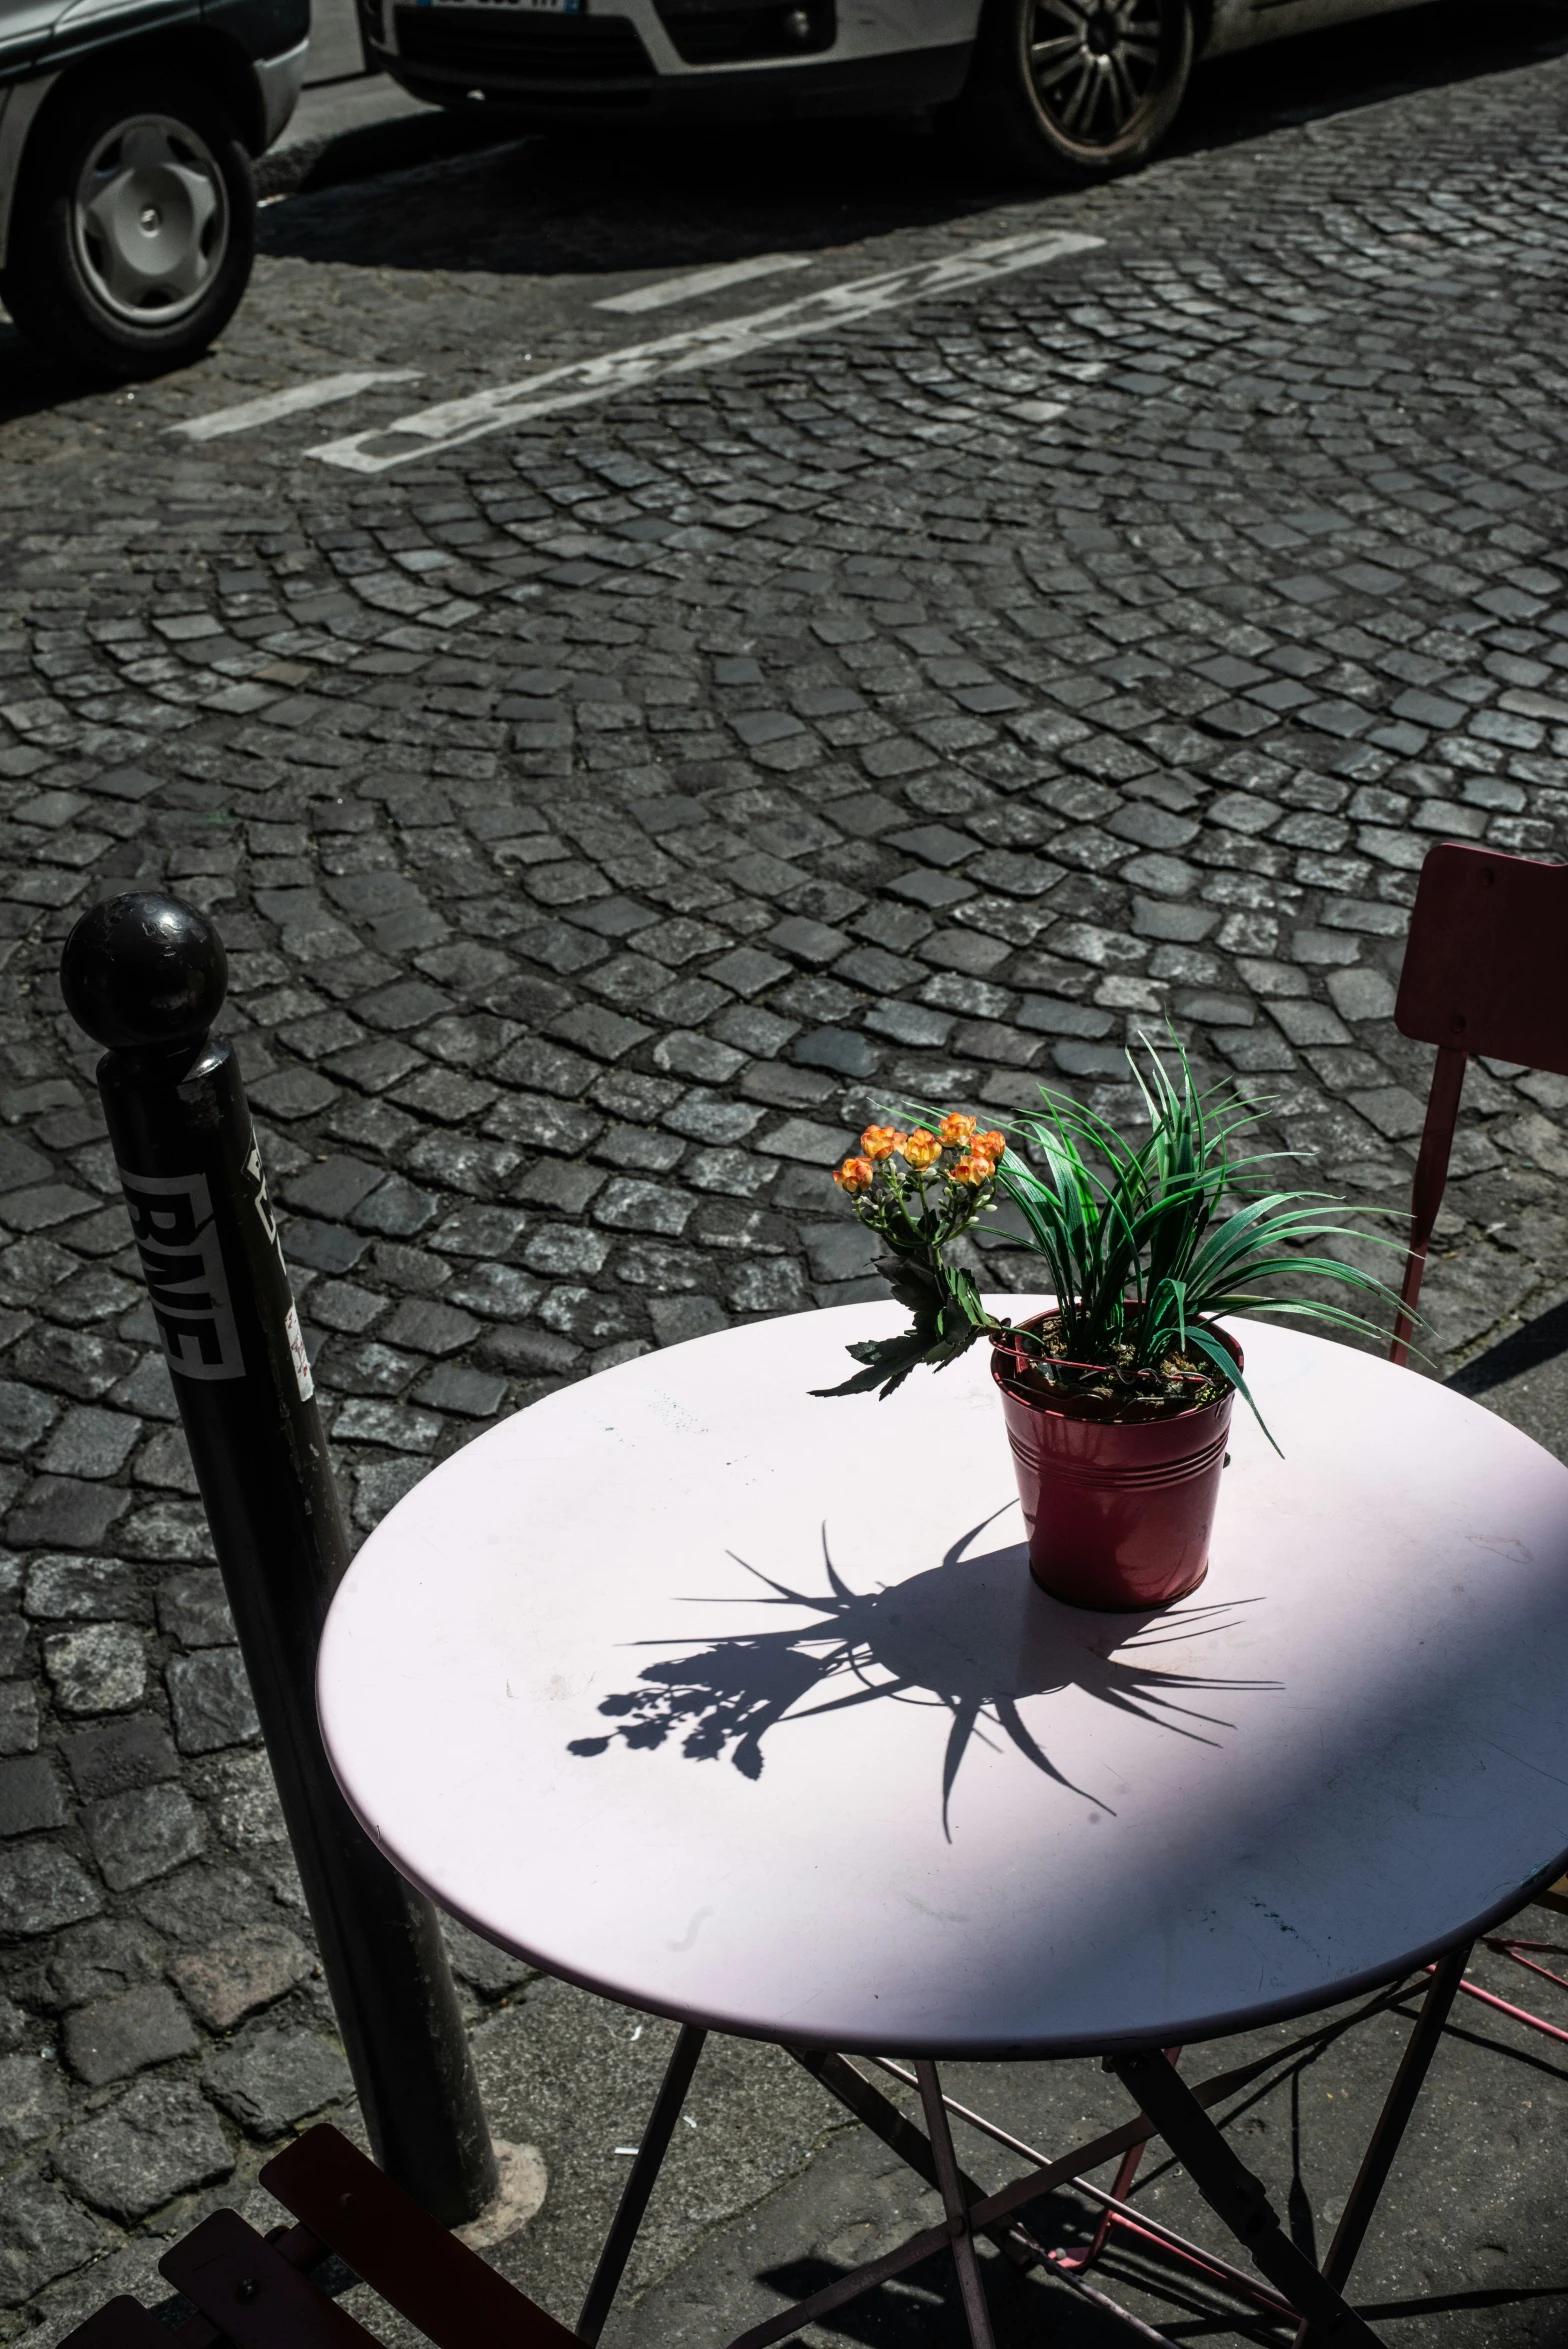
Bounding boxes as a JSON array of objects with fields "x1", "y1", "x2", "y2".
[
  {"x1": 72, "y1": 115, "x2": 227, "y2": 327},
  {"x1": 1028, "y1": 0, "x2": 1166, "y2": 147}
]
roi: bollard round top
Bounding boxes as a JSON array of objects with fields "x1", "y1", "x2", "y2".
[{"x1": 60, "y1": 893, "x2": 228, "y2": 1054}]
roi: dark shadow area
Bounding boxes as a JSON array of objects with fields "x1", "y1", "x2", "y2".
[
  {"x1": 752, "y1": 2149, "x2": 1568, "y2": 2347},
  {"x1": 1096, "y1": 2246, "x2": 1568, "y2": 2341},
  {"x1": 755, "y1": 2243, "x2": 1136, "y2": 2347},
  {"x1": 1446, "y1": 1299, "x2": 1568, "y2": 1400},
  {"x1": 0, "y1": 318, "x2": 86, "y2": 429},
  {"x1": 1170, "y1": 0, "x2": 1568, "y2": 157},
  {"x1": 260, "y1": 110, "x2": 985, "y2": 277},
  {"x1": 1029, "y1": 1995, "x2": 1568, "y2": 2343},
  {"x1": 257, "y1": 1, "x2": 1568, "y2": 279},
  {"x1": 1086, "y1": 2250, "x2": 1292, "y2": 2342},
  {"x1": 759, "y1": 2225, "x2": 1376, "y2": 2345},
  {"x1": 255, "y1": 104, "x2": 523, "y2": 200},
  {"x1": 567, "y1": 1514, "x2": 1275, "y2": 1834},
  {"x1": 1359, "y1": 2284, "x2": 1568, "y2": 2323}
]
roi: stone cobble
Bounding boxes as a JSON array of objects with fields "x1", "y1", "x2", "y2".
[{"x1": 3, "y1": 19, "x2": 1568, "y2": 2336}]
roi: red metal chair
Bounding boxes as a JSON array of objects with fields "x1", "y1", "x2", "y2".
[
  {"x1": 1048, "y1": 840, "x2": 1568, "y2": 2316},
  {"x1": 1390, "y1": 839, "x2": 1568, "y2": 1366},
  {"x1": 1392, "y1": 838, "x2": 1568, "y2": 2009},
  {"x1": 61, "y1": 2125, "x2": 580, "y2": 2349}
]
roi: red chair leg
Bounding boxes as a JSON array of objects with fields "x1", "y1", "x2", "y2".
[{"x1": 1390, "y1": 1045, "x2": 1466, "y2": 1369}]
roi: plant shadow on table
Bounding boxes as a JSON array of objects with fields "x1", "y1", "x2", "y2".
[{"x1": 567, "y1": 1514, "x2": 1276, "y2": 1835}]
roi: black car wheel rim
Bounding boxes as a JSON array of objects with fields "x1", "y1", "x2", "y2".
[{"x1": 1027, "y1": 0, "x2": 1168, "y2": 148}]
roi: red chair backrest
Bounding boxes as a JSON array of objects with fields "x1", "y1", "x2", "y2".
[
  {"x1": 1395, "y1": 843, "x2": 1568, "y2": 1076},
  {"x1": 260, "y1": 2125, "x2": 580, "y2": 2349},
  {"x1": 59, "y1": 2128, "x2": 581, "y2": 2349}
]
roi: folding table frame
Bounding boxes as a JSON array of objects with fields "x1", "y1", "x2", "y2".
[
  {"x1": 577, "y1": 1948, "x2": 1475, "y2": 2349},
  {"x1": 64, "y1": 1931, "x2": 1558, "y2": 2349}
]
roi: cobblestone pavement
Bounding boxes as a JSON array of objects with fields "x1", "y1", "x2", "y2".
[{"x1": 4, "y1": 6, "x2": 1568, "y2": 2342}]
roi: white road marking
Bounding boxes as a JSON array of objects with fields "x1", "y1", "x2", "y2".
[
  {"x1": 595, "y1": 253, "x2": 811, "y2": 313},
  {"x1": 171, "y1": 370, "x2": 425, "y2": 442},
  {"x1": 308, "y1": 229, "x2": 1103, "y2": 474}
]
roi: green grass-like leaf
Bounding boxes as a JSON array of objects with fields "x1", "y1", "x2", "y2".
[
  {"x1": 985, "y1": 1031, "x2": 1405, "y2": 1434},
  {"x1": 823, "y1": 1031, "x2": 1409, "y2": 1430}
]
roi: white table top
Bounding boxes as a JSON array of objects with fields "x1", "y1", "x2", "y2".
[{"x1": 318, "y1": 1304, "x2": 1568, "y2": 2056}]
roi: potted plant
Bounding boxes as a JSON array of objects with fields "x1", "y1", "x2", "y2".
[{"x1": 820, "y1": 1042, "x2": 1396, "y2": 1612}]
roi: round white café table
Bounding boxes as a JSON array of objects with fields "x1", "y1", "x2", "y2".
[
  {"x1": 317, "y1": 1303, "x2": 1568, "y2": 2349},
  {"x1": 319, "y1": 1301, "x2": 1568, "y2": 2058}
]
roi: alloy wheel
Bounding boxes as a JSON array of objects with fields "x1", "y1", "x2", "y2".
[
  {"x1": 1027, "y1": 0, "x2": 1168, "y2": 147},
  {"x1": 71, "y1": 114, "x2": 229, "y2": 327}
]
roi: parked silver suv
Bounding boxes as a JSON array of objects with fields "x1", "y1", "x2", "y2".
[
  {"x1": 366, "y1": 0, "x2": 1428, "y2": 179},
  {"x1": 0, "y1": 0, "x2": 308, "y2": 376}
]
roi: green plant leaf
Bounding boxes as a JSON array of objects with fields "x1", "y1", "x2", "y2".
[
  {"x1": 834, "y1": 1028, "x2": 1406, "y2": 1420},
  {"x1": 1182, "y1": 1323, "x2": 1282, "y2": 1457}
]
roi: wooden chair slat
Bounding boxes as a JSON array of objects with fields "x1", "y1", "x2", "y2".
[
  {"x1": 159, "y1": 2209, "x2": 383, "y2": 2349},
  {"x1": 261, "y1": 2126, "x2": 580, "y2": 2349},
  {"x1": 59, "y1": 2299, "x2": 177, "y2": 2349}
]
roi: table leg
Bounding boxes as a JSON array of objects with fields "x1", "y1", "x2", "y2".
[
  {"x1": 788, "y1": 2048, "x2": 1018, "y2": 2257},
  {"x1": 870, "y1": 2051, "x2": 1295, "y2": 2321},
  {"x1": 796, "y1": 2050, "x2": 1186, "y2": 2343},
  {"x1": 1053, "y1": 2050, "x2": 1178, "y2": 2278},
  {"x1": 577, "y1": 2024, "x2": 706, "y2": 2346},
  {"x1": 1107, "y1": 2048, "x2": 1383, "y2": 2346},
  {"x1": 1293, "y1": 1945, "x2": 1470, "y2": 2348},
  {"x1": 914, "y1": 2061, "x2": 998, "y2": 2349},
  {"x1": 726, "y1": 1985, "x2": 1421, "y2": 2349}
]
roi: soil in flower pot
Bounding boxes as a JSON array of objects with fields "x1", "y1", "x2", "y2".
[{"x1": 991, "y1": 1315, "x2": 1243, "y2": 1611}]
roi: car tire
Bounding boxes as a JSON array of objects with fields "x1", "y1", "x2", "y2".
[
  {"x1": 1, "y1": 72, "x2": 256, "y2": 380},
  {"x1": 955, "y1": 0, "x2": 1193, "y2": 183}
]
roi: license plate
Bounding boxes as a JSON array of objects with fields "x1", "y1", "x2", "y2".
[{"x1": 420, "y1": 0, "x2": 585, "y2": 12}]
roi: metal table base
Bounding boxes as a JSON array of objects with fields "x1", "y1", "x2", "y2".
[{"x1": 574, "y1": 1953, "x2": 1470, "y2": 2349}]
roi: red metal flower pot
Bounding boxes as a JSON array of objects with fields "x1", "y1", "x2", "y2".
[{"x1": 990, "y1": 1320, "x2": 1241, "y2": 1611}]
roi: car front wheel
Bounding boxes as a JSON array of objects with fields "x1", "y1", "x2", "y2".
[
  {"x1": 959, "y1": 0, "x2": 1194, "y2": 182},
  {"x1": 1, "y1": 73, "x2": 256, "y2": 379}
]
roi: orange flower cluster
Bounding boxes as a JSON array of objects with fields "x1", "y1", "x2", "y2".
[{"x1": 832, "y1": 1116, "x2": 1005, "y2": 1195}]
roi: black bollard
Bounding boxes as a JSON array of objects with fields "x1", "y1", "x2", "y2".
[{"x1": 60, "y1": 893, "x2": 498, "y2": 2227}]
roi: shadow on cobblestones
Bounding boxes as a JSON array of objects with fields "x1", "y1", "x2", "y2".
[
  {"x1": 0, "y1": 329, "x2": 80, "y2": 431},
  {"x1": 260, "y1": 117, "x2": 992, "y2": 280}
]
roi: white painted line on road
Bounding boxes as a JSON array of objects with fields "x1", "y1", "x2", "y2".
[
  {"x1": 308, "y1": 230, "x2": 1102, "y2": 473},
  {"x1": 172, "y1": 370, "x2": 425, "y2": 442},
  {"x1": 594, "y1": 253, "x2": 812, "y2": 313}
]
